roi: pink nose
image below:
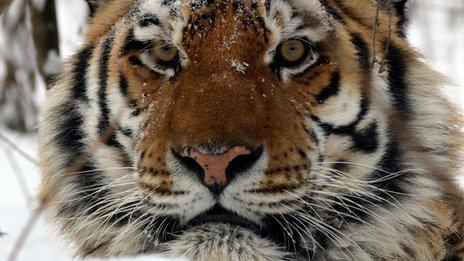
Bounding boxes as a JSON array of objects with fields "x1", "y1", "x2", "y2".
[{"x1": 181, "y1": 146, "x2": 251, "y2": 186}]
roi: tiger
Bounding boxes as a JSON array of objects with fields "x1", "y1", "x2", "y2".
[{"x1": 37, "y1": 0, "x2": 464, "y2": 260}]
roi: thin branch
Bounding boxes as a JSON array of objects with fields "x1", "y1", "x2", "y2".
[
  {"x1": 27, "y1": 0, "x2": 61, "y2": 86},
  {"x1": 0, "y1": 131, "x2": 37, "y2": 165},
  {"x1": 370, "y1": 0, "x2": 395, "y2": 73},
  {"x1": 379, "y1": 5, "x2": 393, "y2": 73},
  {"x1": 3, "y1": 147, "x2": 33, "y2": 208},
  {"x1": 370, "y1": 0, "x2": 381, "y2": 70},
  {"x1": 6, "y1": 205, "x2": 43, "y2": 261},
  {"x1": 7, "y1": 110, "x2": 124, "y2": 261}
]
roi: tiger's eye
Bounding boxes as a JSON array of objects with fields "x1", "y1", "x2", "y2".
[
  {"x1": 151, "y1": 42, "x2": 178, "y2": 62},
  {"x1": 280, "y1": 39, "x2": 306, "y2": 63}
]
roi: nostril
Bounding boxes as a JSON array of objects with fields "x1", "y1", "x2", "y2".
[
  {"x1": 172, "y1": 145, "x2": 264, "y2": 195},
  {"x1": 225, "y1": 145, "x2": 264, "y2": 182},
  {"x1": 172, "y1": 149, "x2": 205, "y2": 178}
]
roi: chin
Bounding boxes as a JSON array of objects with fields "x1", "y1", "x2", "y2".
[{"x1": 164, "y1": 223, "x2": 289, "y2": 261}]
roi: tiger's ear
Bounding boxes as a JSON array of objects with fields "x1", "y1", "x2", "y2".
[{"x1": 85, "y1": 0, "x2": 111, "y2": 17}]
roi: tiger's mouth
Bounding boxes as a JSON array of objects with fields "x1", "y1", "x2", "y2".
[
  {"x1": 185, "y1": 205, "x2": 266, "y2": 236},
  {"x1": 174, "y1": 205, "x2": 296, "y2": 255}
]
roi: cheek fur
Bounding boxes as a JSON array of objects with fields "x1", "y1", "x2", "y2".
[{"x1": 37, "y1": 0, "x2": 464, "y2": 259}]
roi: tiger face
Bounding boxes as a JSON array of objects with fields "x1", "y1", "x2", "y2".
[{"x1": 38, "y1": 0, "x2": 464, "y2": 260}]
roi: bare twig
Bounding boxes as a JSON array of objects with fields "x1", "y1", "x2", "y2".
[
  {"x1": 27, "y1": 0, "x2": 61, "y2": 86},
  {"x1": 1, "y1": 0, "x2": 61, "y2": 133},
  {"x1": 370, "y1": 0, "x2": 381, "y2": 70},
  {"x1": 7, "y1": 110, "x2": 124, "y2": 261},
  {"x1": 370, "y1": 0, "x2": 395, "y2": 73},
  {"x1": 3, "y1": 147, "x2": 33, "y2": 208},
  {"x1": 379, "y1": 5, "x2": 393, "y2": 73},
  {"x1": 0, "y1": 131, "x2": 37, "y2": 165},
  {"x1": 6, "y1": 205, "x2": 43, "y2": 261}
]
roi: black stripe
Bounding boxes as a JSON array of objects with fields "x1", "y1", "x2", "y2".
[
  {"x1": 350, "y1": 33, "x2": 371, "y2": 71},
  {"x1": 393, "y1": 0, "x2": 409, "y2": 38},
  {"x1": 119, "y1": 125, "x2": 133, "y2": 138},
  {"x1": 97, "y1": 34, "x2": 125, "y2": 150},
  {"x1": 60, "y1": 173, "x2": 174, "y2": 251},
  {"x1": 315, "y1": 71, "x2": 340, "y2": 104},
  {"x1": 316, "y1": 119, "x2": 379, "y2": 154},
  {"x1": 58, "y1": 161, "x2": 110, "y2": 215},
  {"x1": 54, "y1": 103, "x2": 86, "y2": 167},
  {"x1": 190, "y1": 0, "x2": 215, "y2": 9},
  {"x1": 297, "y1": 149, "x2": 308, "y2": 160},
  {"x1": 302, "y1": 124, "x2": 319, "y2": 145},
  {"x1": 119, "y1": 73, "x2": 129, "y2": 96},
  {"x1": 106, "y1": 132, "x2": 124, "y2": 149},
  {"x1": 97, "y1": 35, "x2": 114, "y2": 134},
  {"x1": 385, "y1": 44, "x2": 410, "y2": 115},
  {"x1": 311, "y1": 97, "x2": 377, "y2": 153},
  {"x1": 138, "y1": 13, "x2": 160, "y2": 27},
  {"x1": 351, "y1": 121, "x2": 379, "y2": 153},
  {"x1": 311, "y1": 138, "x2": 411, "y2": 254},
  {"x1": 293, "y1": 56, "x2": 330, "y2": 78},
  {"x1": 264, "y1": 0, "x2": 271, "y2": 16},
  {"x1": 367, "y1": 137, "x2": 413, "y2": 198},
  {"x1": 128, "y1": 56, "x2": 144, "y2": 66},
  {"x1": 147, "y1": 217, "x2": 181, "y2": 243},
  {"x1": 318, "y1": 0, "x2": 345, "y2": 24},
  {"x1": 161, "y1": 0, "x2": 171, "y2": 6},
  {"x1": 290, "y1": 11, "x2": 299, "y2": 19},
  {"x1": 442, "y1": 255, "x2": 461, "y2": 261},
  {"x1": 58, "y1": 161, "x2": 144, "y2": 229},
  {"x1": 105, "y1": 202, "x2": 144, "y2": 226},
  {"x1": 121, "y1": 29, "x2": 153, "y2": 56},
  {"x1": 85, "y1": 0, "x2": 99, "y2": 17},
  {"x1": 311, "y1": 95, "x2": 369, "y2": 133},
  {"x1": 262, "y1": 213, "x2": 306, "y2": 258},
  {"x1": 232, "y1": 1, "x2": 245, "y2": 13},
  {"x1": 71, "y1": 46, "x2": 93, "y2": 101},
  {"x1": 330, "y1": 137, "x2": 413, "y2": 223},
  {"x1": 332, "y1": 0, "x2": 371, "y2": 28}
]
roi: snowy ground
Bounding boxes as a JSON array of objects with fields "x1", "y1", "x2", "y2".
[{"x1": 0, "y1": 0, "x2": 463, "y2": 260}]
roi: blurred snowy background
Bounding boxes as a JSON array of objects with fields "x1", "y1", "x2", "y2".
[{"x1": 0, "y1": 0, "x2": 463, "y2": 260}]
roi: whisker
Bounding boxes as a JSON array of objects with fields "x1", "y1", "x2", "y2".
[
  {"x1": 58, "y1": 166, "x2": 136, "y2": 177},
  {"x1": 282, "y1": 203, "x2": 362, "y2": 260}
]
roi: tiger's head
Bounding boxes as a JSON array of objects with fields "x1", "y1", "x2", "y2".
[{"x1": 38, "y1": 0, "x2": 463, "y2": 260}]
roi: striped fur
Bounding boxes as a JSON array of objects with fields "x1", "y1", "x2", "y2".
[{"x1": 38, "y1": 0, "x2": 464, "y2": 260}]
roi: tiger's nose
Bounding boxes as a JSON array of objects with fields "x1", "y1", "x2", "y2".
[{"x1": 179, "y1": 145, "x2": 264, "y2": 195}]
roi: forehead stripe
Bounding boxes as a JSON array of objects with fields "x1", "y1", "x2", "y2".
[
  {"x1": 139, "y1": 13, "x2": 161, "y2": 27},
  {"x1": 317, "y1": 0, "x2": 345, "y2": 23}
]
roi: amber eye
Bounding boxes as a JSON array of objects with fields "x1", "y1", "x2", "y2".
[
  {"x1": 281, "y1": 39, "x2": 306, "y2": 62},
  {"x1": 274, "y1": 38, "x2": 311, "y2": 68},
  {"x1": 151, "y1": 42, "x2": 178, "y2": 63}
]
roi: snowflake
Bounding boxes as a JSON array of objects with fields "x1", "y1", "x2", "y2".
[{"x1": 230, "y1": 59, "x2": 249, "y2": 74}]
